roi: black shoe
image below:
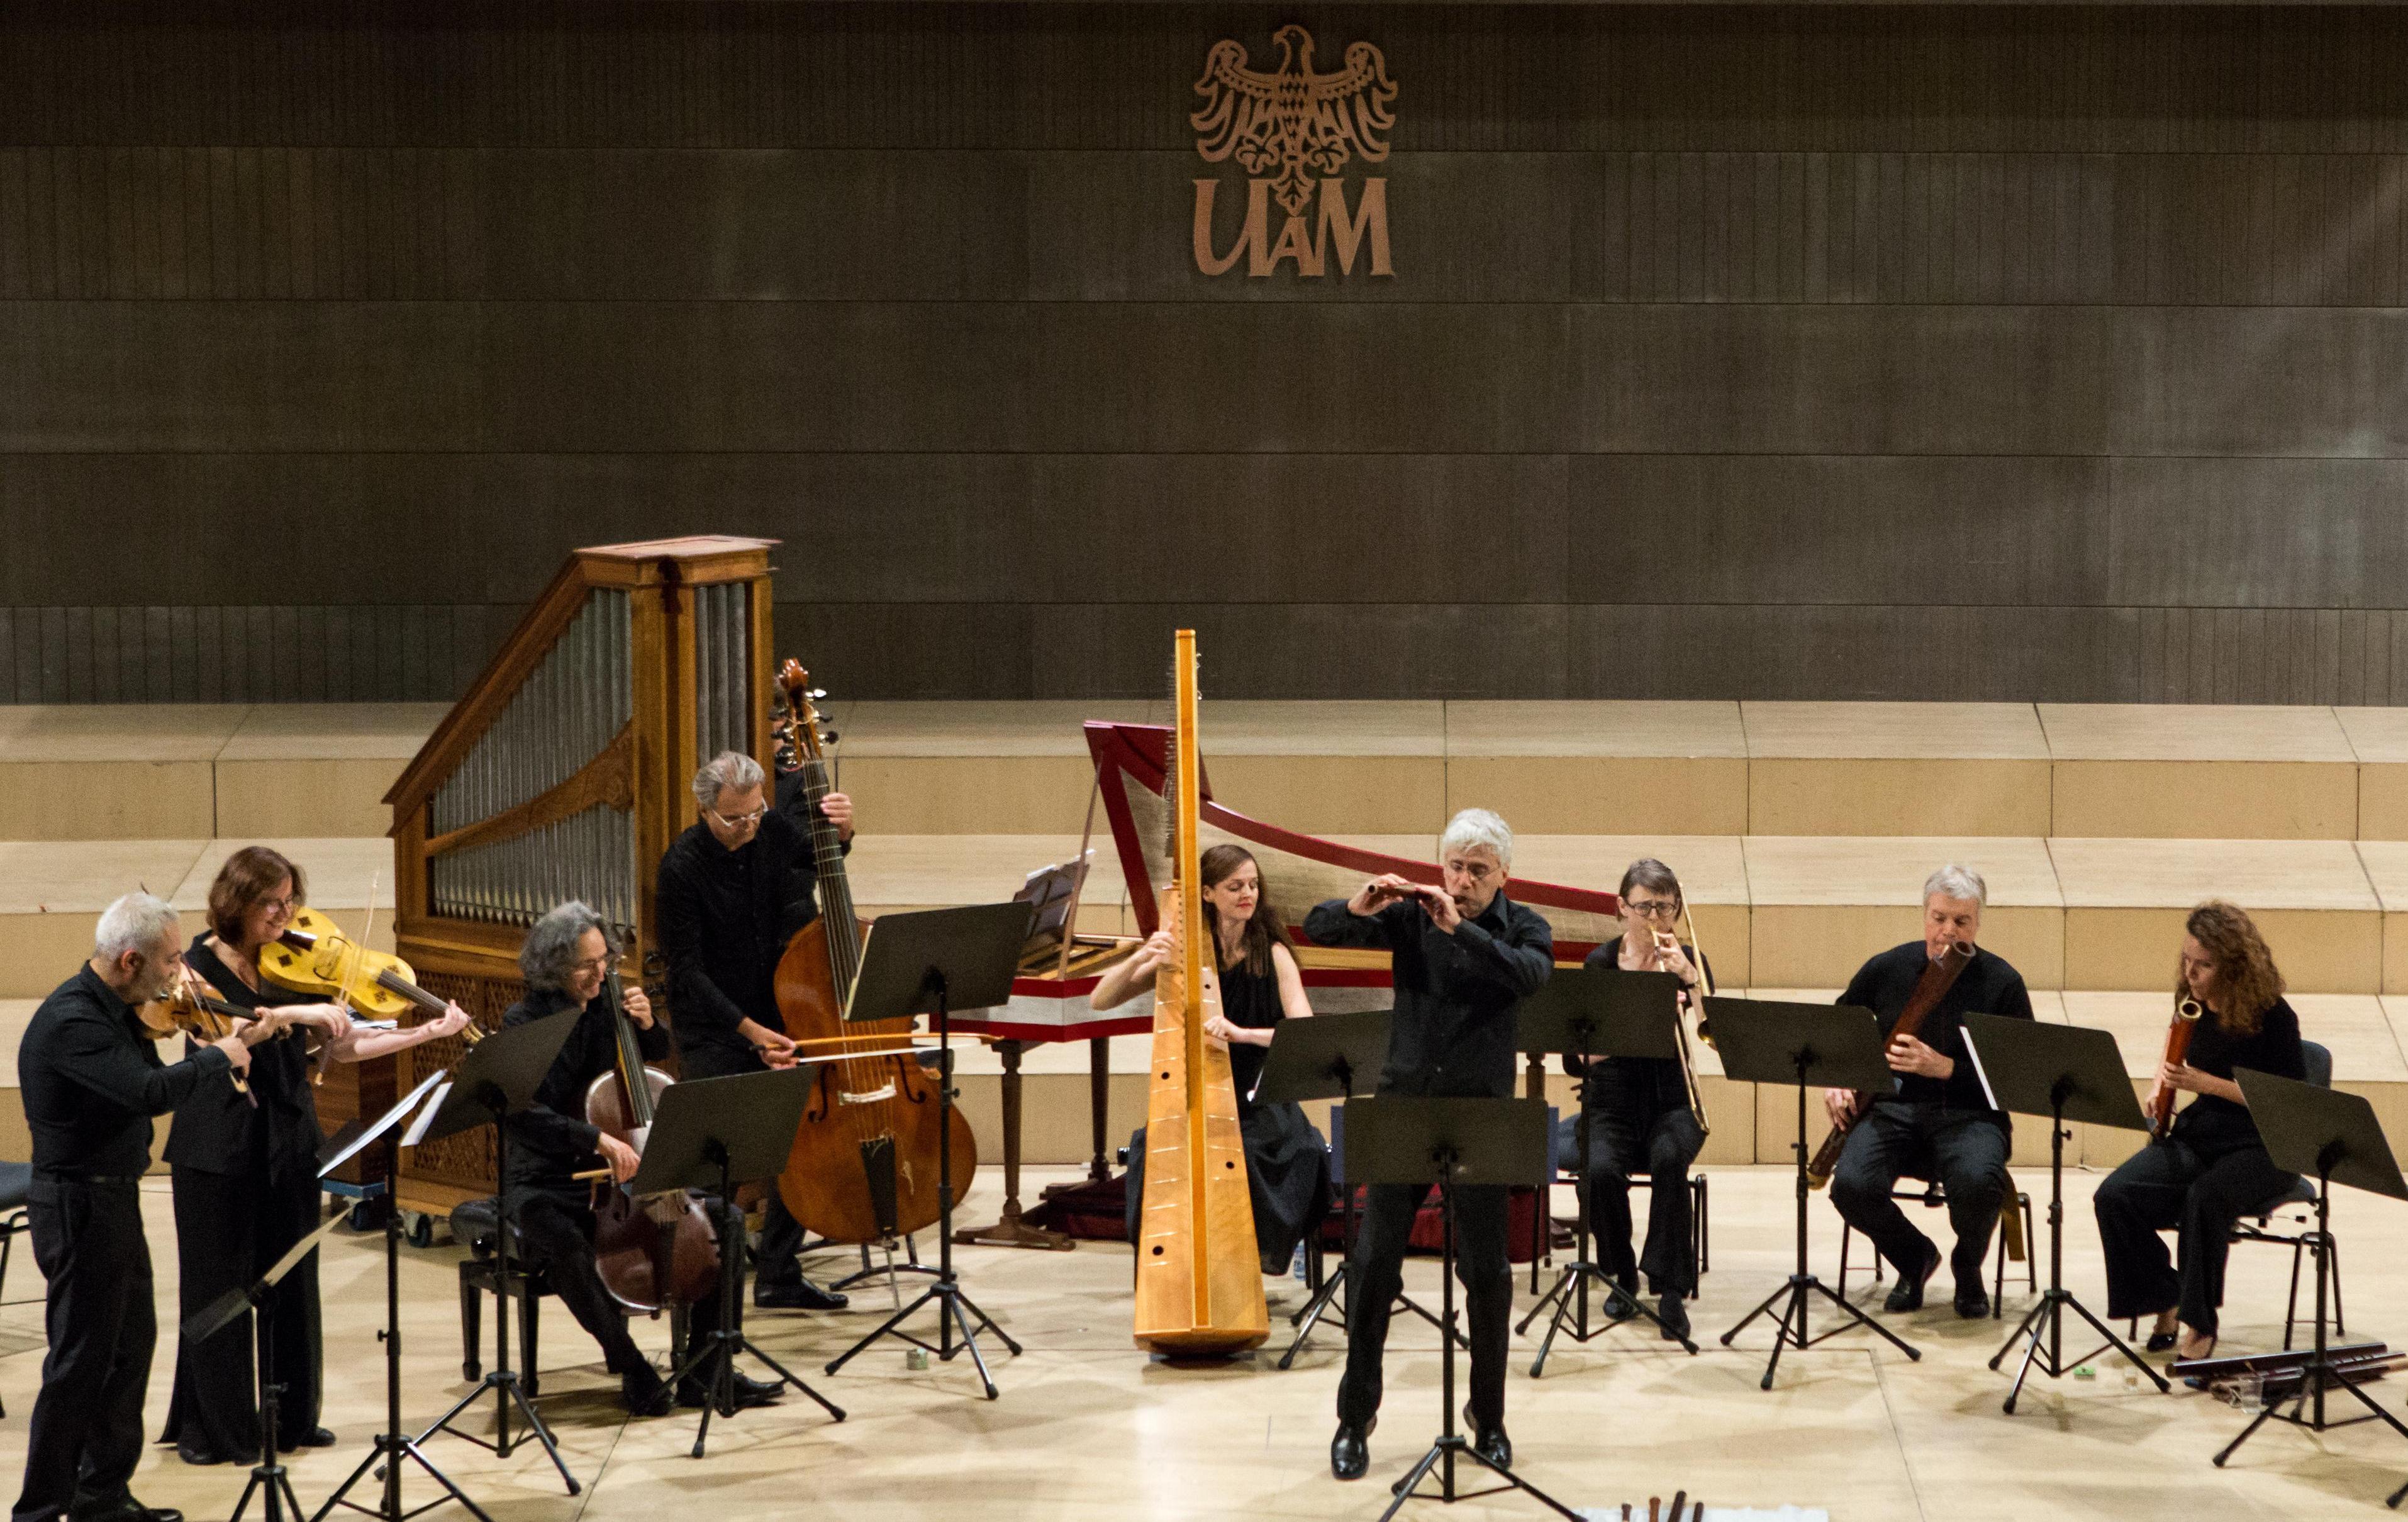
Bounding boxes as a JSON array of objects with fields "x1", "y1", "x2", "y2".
[
  {"x1": 1466, "y1": 1408, "x2": 1511, "y2": 1470},
  {"x1": 1605, "y1": 1271, "x2": 1641, "y2": 1321},
  {"x1": 1954, "y1": 1282, "x2": 1990, "y2": 1319},
  {"x1": 676, "y1": 1372, "x2": 783, "y2": 1411},
  {"x1": 2145, "y1": 1328, "x2": 2178, "y2": 1353},
  {"x1": 174, "y1": 1440, "x2": 227, "y2": 1466},
  {"x1": 276, "y1": 1426, "x2": 337, "y2": 1453},
  {"x1": 622, "y1": 1367, "x2": 671, "y2": 1416},
  {"x1": 1883, "y1": 1243, "x2": 1942, "y2": 1313},
  {"x1": 77, "y1": 1503, "x2": 184, "y2": 1522},
  {"x1": 1330, "y1": 1422, "x2": 1371, "y2": 1481},
  {"x1": 1656, "y1": 1291, "x2": 1692, "y2": 1342},
  {"x1": 754, "y1": 1277, "x2": 847, "y2": 1312}
]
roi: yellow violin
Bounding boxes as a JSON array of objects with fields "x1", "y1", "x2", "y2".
[{"x1": 259, "y1": 905, "x2": 477, "y2": 1038}]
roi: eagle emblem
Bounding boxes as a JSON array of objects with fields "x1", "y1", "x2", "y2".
[{"x1": 1191, "y1": 25, "x2": 1397, "y2": 218}]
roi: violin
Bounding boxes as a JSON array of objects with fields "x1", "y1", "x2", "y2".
[
  {"x1": 138, "y1": 968, "x2": 258, "y2": 1105},
  {"x1": 259, "y1": 905, "x2": 479, "y2": 1038},
  {"x1": 584, "y1": 970, "x2": 719, "y2": 1312}
]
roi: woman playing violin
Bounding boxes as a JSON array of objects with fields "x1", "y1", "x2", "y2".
[{"x1": 160, "y1": 846, "x2": 471, "y2": 1467}]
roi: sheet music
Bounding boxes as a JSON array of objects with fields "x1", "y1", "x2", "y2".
[
  {"x1": 399, "y1": 1078, "x2": 454, "y2": 1150},
  {"x1": 319, "y1": 1067, "x2": 449, "y2": 1178}
]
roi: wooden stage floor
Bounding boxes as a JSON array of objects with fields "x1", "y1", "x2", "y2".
[{"x1": 3, "y1": 1165, "x2": 2405, "y2": 1520}]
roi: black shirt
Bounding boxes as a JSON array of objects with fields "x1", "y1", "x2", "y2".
[
  {"x1": 164, "y1": 936, "x2": 321, "y2": 1177},
  {"x1": 1572, "y1": 935, "x2": 1712, "y2": 1119},
  {"x1": 1217, "y1": 951, "x2": 1287, "y2": 1114},
  {"x1": 1839, "y1": 941, "x2": 2034, "y2": 1116},
  {"x1": 655, "y1": 769, "x2": 845, "y2": 1068},
  {"x1": 20, "y1": 963, "x2": 232, "y2": 1177},
  {"x1": 501, "y1": 983, "x2": 671, "y2": 1195},
  {"x1": 1302, "y1": 890, "x2": 1552, "y2": 1099},
  {"x1": 2172, "y1": 995, "x2": 2306, "y2": 1152}
]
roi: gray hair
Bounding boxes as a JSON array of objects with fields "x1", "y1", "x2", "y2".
[
  {"x1": 1440, "y1": 808, "x2": 1514, "y2": 870},
  {"x1": 1923, "y1": 863, "x2": 1987, "y2": 907},
  {"x1": 520, "y1": 900, "x2": 620, "y2": 992},
  {"x1": 95, "y1": 892, "x2": 180, "y2": 964},
  {"x1": 691, "y1": 750, "x2": 766, "y2": 811}
]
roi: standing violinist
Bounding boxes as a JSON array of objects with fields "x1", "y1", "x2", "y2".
[
  {"x1": 502, "y1": 901, "x2": 772, "y2": 1414},
  {"x1": 161, "y1": 846, "x2": 471, "y2": 1467},
  {"x1": 655, "y1": 750, "x2": 852, "y2": 1312},
  {"x1": 14, "y1": 893, "x2": 284, "y2": 1522}
]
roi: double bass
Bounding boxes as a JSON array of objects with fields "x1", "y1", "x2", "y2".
[
  {"x1": 585, "y1": 968, "x2": 720, "y2": 1312},
  {"x1": 771, "y1": 662, "x2": 974, "y2": 1245},
  {"x1": 1132, "y1": 630, "x2": 1266, "y2": 1355}
]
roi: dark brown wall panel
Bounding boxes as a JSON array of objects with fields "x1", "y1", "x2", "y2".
[{"x1": 4, "y1": 4, "x2": 2408, "y2": 704}]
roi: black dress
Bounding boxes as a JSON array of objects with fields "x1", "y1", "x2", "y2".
[
  {"x1": 158, "y1": 936, "x2": 325, "y2": 1462},
  {"x1": 1559, "y1": 936, "x2": 1708, "y2": 1296},
  {"x1": 1122, "y1": 951, "x2": 1332, "y2": 1272},
  {"x1": 2093, "y1": 996, "x2": 2307, "y2": 1336}
]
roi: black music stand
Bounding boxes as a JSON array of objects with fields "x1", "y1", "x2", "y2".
[
  {"x1": 1511, "y1": 967, "x2": 1699, "y2": 1367},
  {"x1": 311, "y1": 1072, "x2": 490, "y2": 1522},
  {"x1": 642, "y1": 1068, "x2": 845, "y2": 1457},
  {"x1": 404, "y1": 1014, "x2": 583, "y2": 1494},
  {"x1": 1959, "y1": 1014, "x2": 2168, "y2": 1411},
  {"x1": 1251, "y1": 1010, "x2": 1457, "y2": 1370},
  {"x1": 1344, "y1": 1097, "x2": 1576, "y2": 1522},
  {"x1": 822, "y1": 901, "x2": 1034, "y2": 1399},
  {"x1": 1708, "y1": 997, "x2": 1921, "y2": 1388},
  {"x1": 2213, "y1": 1068, "x2": 2408, "y2": 1498},
  {"x1": 189, "y1": 1207, "x2": 357, "y2": 1522}
]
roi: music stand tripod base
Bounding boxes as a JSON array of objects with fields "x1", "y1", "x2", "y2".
[
  {"x1": 819, "y1": 902, "x2": 1034, "y2": 1400},
  {"x1": 1346, "y1": 1097, "x2": 1580, "y2": 1522},
  {"x1": 2212, "y1": 1069, "x2": 2408, "y2": 1499},
  {"x1": 622, "y1": 1066, "x2": 846, "y2": 1457},
  {"x1": 400, "y1": 1014, "x2": 588, "y2": 1498},
  {"x1": 312, "y1": 1073, "x2": 511, "y2": 1522},
  {"x1": 1703, "y1": 997, "x2": 1920, "y2": 1389},
  {"x1": 1959, "y1": 1014, "x2": 2168, "y2": 1413}
]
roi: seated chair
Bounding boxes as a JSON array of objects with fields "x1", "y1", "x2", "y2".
[
  {"x1": 451, "y1": 1197, "x2": 688, "y2": 1397},
  {"x1": 1836, "y1": 1174, "x2": 2036, "y2": 1318},
  {"x1": 2224, "y1": 1039, "x2": 2343, "y2": 1350},
  {"x1": 0, "y1": 1161, "x2": 27, "y2": 1418}
]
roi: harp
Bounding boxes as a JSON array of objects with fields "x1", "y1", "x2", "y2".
[
  {"x1": 380, "y1": 535, "x2": 778, "y2": 1213},
  {"x1": 1132, "y1": 631, "x2": 1269, "y2": 1355}
]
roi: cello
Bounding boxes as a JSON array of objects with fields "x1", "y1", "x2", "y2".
[
  {"x1": 1132, "y1": 630, "x2": 1266, "y2": 1355},
  {"x1": 584, "y1": 968, "x2": 720, "y2": 1312},
  {"x1": 771, "y1": 661, "x2": 973, "y2": 1245}
]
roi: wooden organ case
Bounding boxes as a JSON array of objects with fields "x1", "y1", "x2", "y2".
[{"x1": 382, "y1": 537, "x2": 778, "y2": 1216}]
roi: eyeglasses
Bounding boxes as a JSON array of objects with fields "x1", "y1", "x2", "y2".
[
  {"x1": 1624, "y1": 899, "x2": 1681, "y2": 920},
  {"x1": 1444, "y1": 860, "x2": 1497, "y2": 882},
  {"x1": 708, "y1": 805, "x2": 768, "y2": 828},
  {"x1": 259, "y1": 895, "x2": 296, "y2": 915}
]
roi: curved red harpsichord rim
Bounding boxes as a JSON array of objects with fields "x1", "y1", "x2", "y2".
[{"x1": 1084, "y1": 720, "x2": 1620, "y2": 963}]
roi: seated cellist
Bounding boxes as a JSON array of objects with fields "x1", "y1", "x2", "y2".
[{"x1": 502, "y1": 901, "x2": 771, "y2": 1414}]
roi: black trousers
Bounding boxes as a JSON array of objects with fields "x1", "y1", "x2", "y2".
[
  {"x1": 159, "y1": 1162, "x2": 322, "y2": 1460},
  {"x1": 679, "y1": 1042, "x2": 807, "y2": 1287},
  {"x1": 2093, "y1": 1132, "x2": 2295, "y2": 1337},
  {"x1": 13, "y1": 1180, "x2": 152, "y2": 1522},
  {"x1": 1336, "y1": 1182, "x2": 1510, "y2": 1431},
  {"x1": 505, "y1": 1187, "x2": 742, "y2": 1382},
  {"x1": 1568, "y1": 1101, "x2": 1704, "y2": 1296},
  {"x1": 1829, "y1": 1102, "x2": 2008, "y2": 1287}
]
